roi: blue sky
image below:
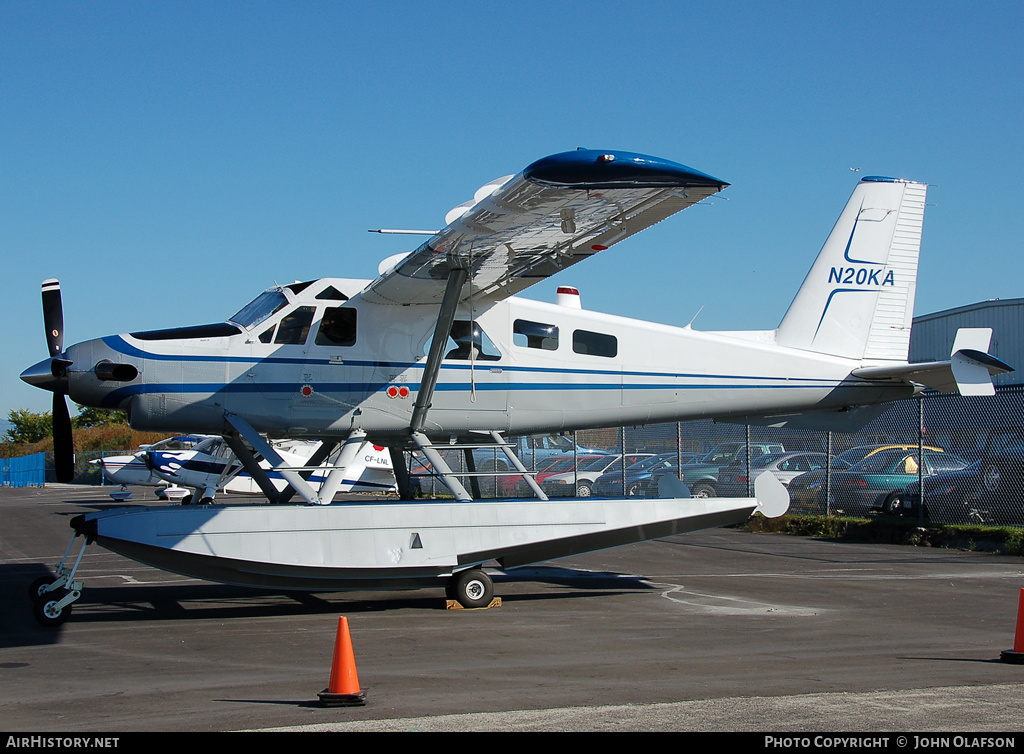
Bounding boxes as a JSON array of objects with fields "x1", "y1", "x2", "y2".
[{"x1": 3, "y1": 1, "x2": 1023, "y2": 427}]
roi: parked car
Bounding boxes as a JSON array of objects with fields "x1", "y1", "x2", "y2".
[
  {"x1": 902, "y1": 462, "x2": 988, "y2": 523},
  {"x1": 506, "y1": 454, "x2": 578, "y2": 497},
  {"x1": 716, "y1": 452, "x2": 829, "y2": 498},
  {"x1": 465, "y1": 434, "x2": 608, "y2": 495},
  {"x1": 541, "y1": 453, "x2": 654, "y2": 497},
  {"x1": 903, "y1": 429, "x2": 1024, "y2": 524},
  {"x1": 828, "y1": 447, "x2": 968, "y2": 516},
  {"x1": 525, "y1": 454, "x2": 606, "y2": 491},
  {"x1": 591, "y1": 453, "x2": 692, "y2": 497},
  {"x1": 787, "y1": 444, "x2": 943, "y2": 512},
  {"x1": 674, "y1": 442, "x2": 786, "y2": 498}
]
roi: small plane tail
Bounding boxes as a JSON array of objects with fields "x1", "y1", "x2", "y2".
[{"x1": 775, "y1": 177, "x2": 927, "y2": 361}]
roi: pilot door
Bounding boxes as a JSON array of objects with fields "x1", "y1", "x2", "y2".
[{"x1": 250, "y1": 305, "x2": 317, "y2": 405}]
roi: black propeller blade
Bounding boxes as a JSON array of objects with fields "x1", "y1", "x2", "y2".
[
  {"x1": 42, "y1": 278, "x2": 64, "y2": 358},
  {"x1": 52, "y1": 392, "x2": 74, "y2": 483},
  {"x1": 40, "y1": 279, "x2": 75, "y2": 483}
]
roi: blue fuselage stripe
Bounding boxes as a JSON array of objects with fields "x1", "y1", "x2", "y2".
[
  {"x1": 102, "y1": 336, "x2": 847, "y2": 385},
  {"x1": 95, "y1": 335, "x2": 907, "y2": 409}
]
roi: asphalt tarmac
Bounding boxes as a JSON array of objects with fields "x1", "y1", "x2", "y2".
[{"x1": 2, "y1": 484, "x2": 1024, "y2": 734}]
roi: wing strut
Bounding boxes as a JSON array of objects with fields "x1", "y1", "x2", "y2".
[{"x1": 410, "y1": 265, "x2": 468, "y2": 433}]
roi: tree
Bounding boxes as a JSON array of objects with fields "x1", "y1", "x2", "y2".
[
  {"x1": 72, "y1": 406, "x2": 128, "y2": 429},
  {"x1": 4, "y1": 409, "x2": 52, "y2": 444}
]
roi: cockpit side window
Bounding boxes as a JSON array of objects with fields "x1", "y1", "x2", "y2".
[
  {"x1": 444, "y1": 320, "x2": 501, "y2": 361},
  {"x1": 423, "y1": 320, "x2": 501, "y2": 361},
  {"x1": 274, "y1": 306, "x2": 315, "y2": 345},
  {"x1": 315, "y1": 307, "x2": 357, "y2": 346}
]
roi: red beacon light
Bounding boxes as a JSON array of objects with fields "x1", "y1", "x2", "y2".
[{"x1": 556, "y1": 286, "x2": 582, "y2": 309}]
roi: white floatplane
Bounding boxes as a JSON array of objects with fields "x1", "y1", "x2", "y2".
[
  {"x1": 91, "y1": 435, "x2": 211, "y2": 501},
  {"x1": 145, "y1": 434, "x2": 397, "y2": 503},
  {"x1": 22, "y1": 148, "x2": 1011, "y2": 623}
]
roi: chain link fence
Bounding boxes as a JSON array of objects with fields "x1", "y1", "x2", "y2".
[
  {"x1": 22, "y1": 389, "x2": 1024, "y2": 529},
  {"x1": 414, "y1": 389, "x2": 1023, "y2": 529},
  {"x1": 564, "y1": 388, "x2": 1024, "y2": 528}
]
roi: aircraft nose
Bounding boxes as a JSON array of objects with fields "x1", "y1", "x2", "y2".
[{"x1": 20, "y1": 356, "x2": 70, "y2": 393}]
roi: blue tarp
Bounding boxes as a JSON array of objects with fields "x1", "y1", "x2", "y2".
[{"x1": 1, "y1": 453, "x2": 46, "y2": 487}]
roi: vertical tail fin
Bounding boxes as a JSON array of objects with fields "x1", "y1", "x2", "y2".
[{"x1": 776, "y1": 177, "x2": 927, "y2": 361}]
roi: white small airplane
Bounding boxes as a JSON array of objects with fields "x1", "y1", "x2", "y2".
[
  {"x1": 91, "y1": 435, "x2": 211, "y2": 500},
  {"x1": 145, "y1": 434, "x2": 397, "y2": 503},
  {"x1": 22, "y1": 148, "x2": 1012, "y2": 623}
]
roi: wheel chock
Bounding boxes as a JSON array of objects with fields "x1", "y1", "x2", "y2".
[{"x1": 445, "y1": 597, "x2": 502, "y2": 610}]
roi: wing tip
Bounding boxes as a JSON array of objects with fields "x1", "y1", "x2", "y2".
[{"x1": 524, "y1": 149, "x2": 728, "y2": 190}]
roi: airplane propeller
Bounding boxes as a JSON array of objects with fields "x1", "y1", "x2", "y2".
[{"x1": 39, "y1": 279, "x2": 75, "y2": 483}]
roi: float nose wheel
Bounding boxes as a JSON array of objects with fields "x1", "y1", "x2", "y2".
[
  {"x1": 447, "y1": 568, "x2": 494, "y2": 609},
  {"x1": 29, "y1": 531, "x2": 89, "y2": 627},
  {"x1": 33, "y1": 588, "x2": 78, "y2": 626}
]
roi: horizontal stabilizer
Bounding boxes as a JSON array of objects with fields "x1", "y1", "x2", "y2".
[{"x1": 852, "y1": 328, "x2": 1012, "y2": 396}]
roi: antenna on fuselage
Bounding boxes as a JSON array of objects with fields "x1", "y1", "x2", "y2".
[
  {"x1": 684, "y1": 305, "x2": 705, "y2": 329},
  {"x1": 367, "y1": 228, "x2": 439, "y2": 235}
]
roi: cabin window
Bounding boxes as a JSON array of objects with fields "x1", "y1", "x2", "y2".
[
  {"x1": 572, "y1": 329, "x2": 617, "y2": 358},
  {"x1": 315, "y1": 307, "x2": 357, "y2": 346},
  {"x1": 514, "y1": 319, "x2": 558, "y2": 351},
  {"x1": 442, "y1": 320, "x2": 501, "y2": 361},
  {"x1": 274, "y1": 306, "x2": 315, "y2": 345}
]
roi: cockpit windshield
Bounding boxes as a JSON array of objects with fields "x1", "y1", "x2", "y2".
[{"x1": 228, "y1": 290, "x2": 288, "y2": 329}]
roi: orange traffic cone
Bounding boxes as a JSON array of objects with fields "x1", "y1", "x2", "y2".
[
  {"x1": 1000, "y1": 588, "x2": 1024, "y2": 664},
  {"x1": 318, "y1": 616, "x2": 367, "y2": 706}
]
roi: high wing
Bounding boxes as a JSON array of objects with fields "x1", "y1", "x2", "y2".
[{"x1": 358, "y1": 149, "x2": 728, "y2": 306}]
